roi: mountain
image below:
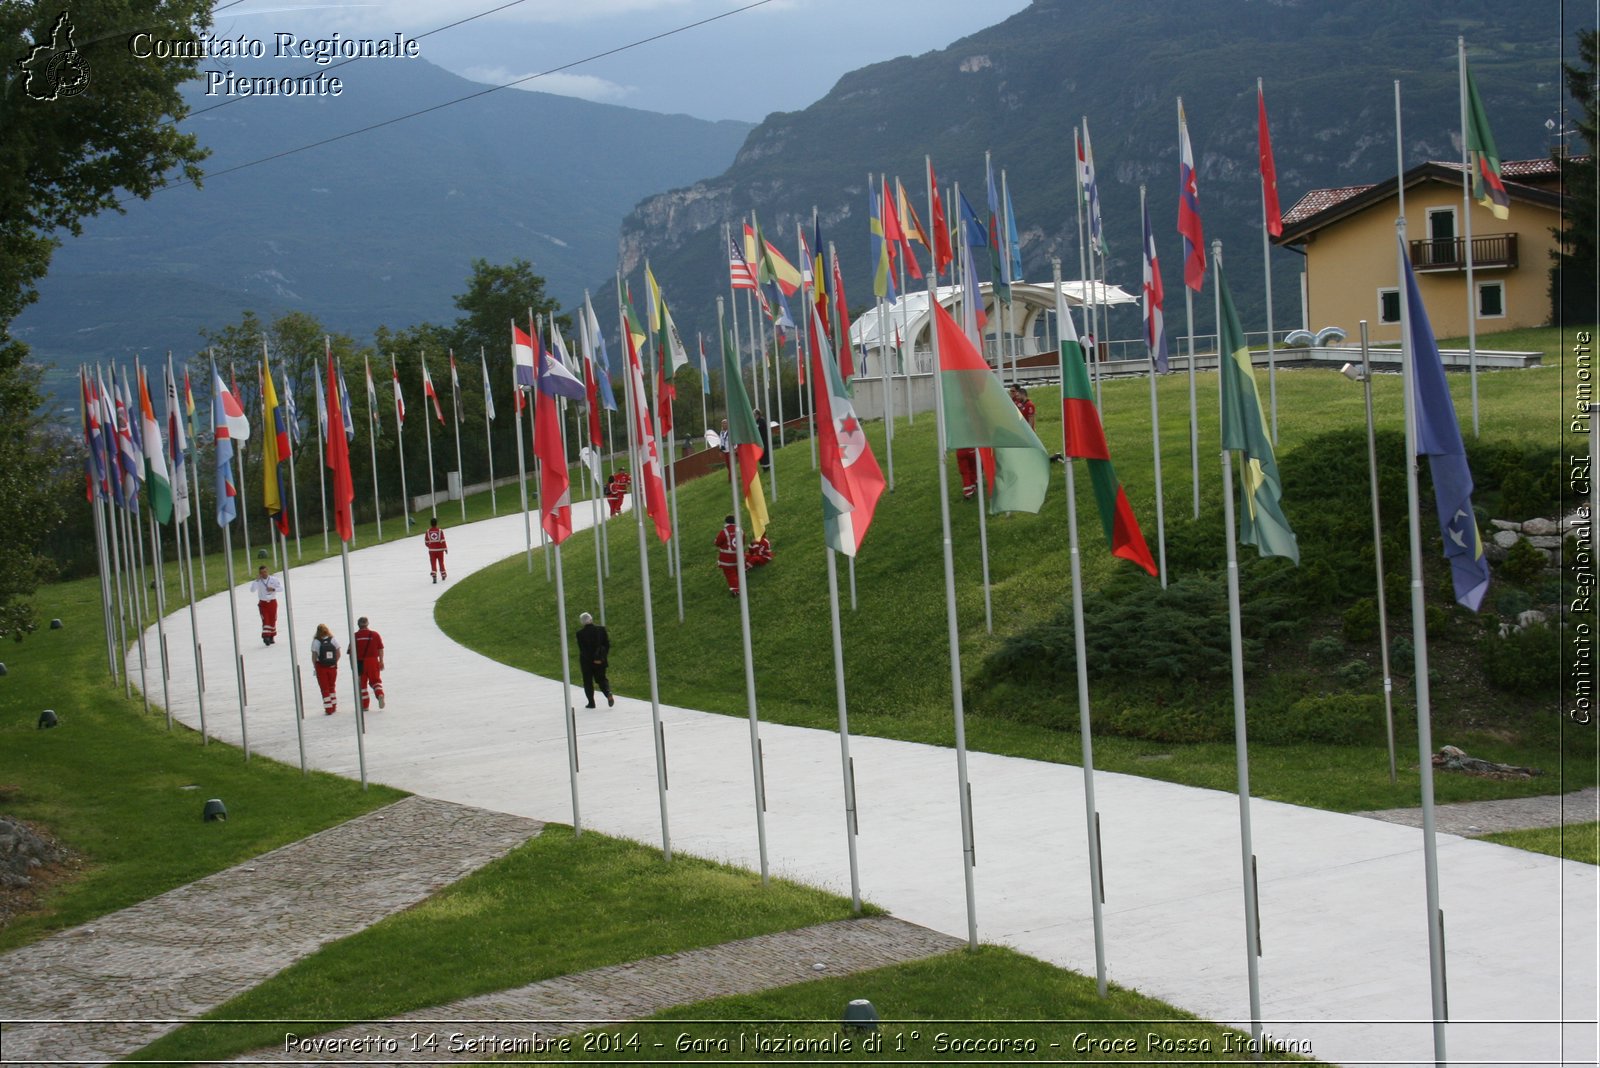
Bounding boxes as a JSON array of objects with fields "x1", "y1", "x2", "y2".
[
  {"x1": 614, "y1": 0, "x2": 1588, "y2": 346},
  {"x1": 15, "y1": 55, "x2": 751, "y2": 390}
]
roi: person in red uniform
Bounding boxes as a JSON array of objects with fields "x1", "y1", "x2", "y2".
[
  {"x1": 715, "y1": 515, "x2": 742, "y2": 596},
  {"x1": 425, "y1": 516, "x2": 448, "y2": 582},
  {"x1": 747, "y1": 534, "x2": 773, "y2": 567},
  {"x1": 955, "y1": 448, "x2": 979, "y2": 500},
  {"x1": 605, "y1": 469, "x2": 630, "y2": 516},
  {"x1": 310, "y1": 623, "x2": 341, "y2": 714},
  {"x1": 1010, "y1": 386, "x2": 1036, "y2": 428},
  {"x1": 353, "y1": 615, "x2": 385, "y2": 712},
  {"x1": 249, "y1": 565, "x2": 282, "y2": 645}
]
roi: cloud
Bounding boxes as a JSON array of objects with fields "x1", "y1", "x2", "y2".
[
  {"x1": 215, "y1": 0, "x2": 703, "y2": 33},
  {"x1": 458, "y1": 66, "x2": 635, "y2": 104}
]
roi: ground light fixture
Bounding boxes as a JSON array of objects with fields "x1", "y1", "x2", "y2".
[
  {"x1": 38, "y1": 709, "x2": 58, "y2": 729},
  {"x1": 842, "y1": 999, "x2": 880, "y2": 1031},
  {"x1": 203, "y1": 799, "x2": 228, "y2": 822}
]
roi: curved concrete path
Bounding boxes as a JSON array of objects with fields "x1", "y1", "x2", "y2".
[{"x1": 128, "y1": 501, "x2": 1596, "y2": 1067}]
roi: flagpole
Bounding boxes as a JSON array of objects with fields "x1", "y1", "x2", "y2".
[
  {"x1": 1142, "y1": 186, "x2": 1171, "y2": 588},
  {"x1": 1458, "y1": 36, "x2": 1480, "y2": 437},
  {"x1": 534, "y1": 315, "x2": 552, "y2": 584},
  {"x1": 618, "y1": 272, "x2": 672, "y2": 861},
  {"x1": 1357, "y1": 321, "x2": 1399, "y2": 782},
  {"x1": 267, "y1": 341, "x2": 303, "y2": 559},
  {"x1": 177, "y1": 474, "x2": 207, "y2": 743},
  {"x1": 927, "y1": 156, "x2": 980, "y2": 951},
  {"x1": 230, "y1": 363, "x2": 254, "y2": 571},
  {"x1": 1178, "y1": 102, "x2": 1202, "y2": 521},
  {"x1": 277, "y1": 526, "x2": 308, "y2": 774},
  {"x1": 1214, "y1": 240, "x2": 1265, "y2": 1052},
  {"x1": 1053, "y1": 257, "x2": 1110, "y2": 995},
  {"x1": 186, "y1": 363, "x2": 208, "y2": 591},
  {"x1": 579, "y1": 296, "x2": 608, "y2": 620},
  {"x1": 421, "y1": 351, "x2": 437, "y2": 510},
  {"x1": 800, "y1": 218, "x2": 822, "y2": 464},
  {"x1": 1397, "y1": 218, "x2": 1450, "y2": 1065},
  {"x1": 363, "y1": 357, "x2": 383, "y2": 540},
  {"x1": 823, "y1": 543, "x2": 862, "y2": 912},
  {"x1": 104, "y1": 459, "x2": 132, "y2": 698},
  {"x1": 221, "y1": 524, "x2": 250, "y2": 760},
  {"x1": 260, "y1": 363, "x2": 280, "y2": 574},
  {"x1": 122, "y1": 504, "x2": 149, "y2": 711},
  {"x1": 339, "y1": 537, "x2": 368, "y2": 786},
  {"x1": 719, "y1": 298, "x2": 771, "y2": 883},
  {"x1": 481, "y1": 348, "x2": 497, "y2": 516},
  {"x1": 130, "y1": 505, "x2": 152, "y2": 715},
  {"x1": 391, "y1": 354, "x2": 411, "y2": 534},
  {"x1": 450, "y1": 351, "x2": 467, "y2": 523},
  {"x1": 553, "y1": 540, "x2": 583, "y2": 835},
  {"x1": 144, "y1": 448, "x2": 173, "y2": 729},
  {"x1": 90, "y1": 460, "x2": 118, "y2": 680},
  {"x1": 1258, "y1": 79, "x2": 1280, "y2": 444},
  {"x1": 512, "y1": 327, "x2": 533, "y2": 572}
]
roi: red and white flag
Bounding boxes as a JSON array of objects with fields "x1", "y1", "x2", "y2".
[{"x1": 421, "y1": 355, "x2": 445, "y2": 424}]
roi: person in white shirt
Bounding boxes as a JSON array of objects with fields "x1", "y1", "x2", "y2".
[
  {"x1": 310, "y1": 623, "x2": 341, "y2": 714},
  {"x1": 248, "y1": 565, "x2": 283, "y2": 646}
]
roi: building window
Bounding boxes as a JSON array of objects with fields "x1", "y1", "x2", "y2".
[
  {"x1": 1425, "y1": 207, "x2": 1459, "y2": 268},
  {"x1": 1379, "y1": 288, "x2": 1401, "y2": 324},
  {"x1": 1478, "y1": 281, "x2": 1505, "y2": 318}
]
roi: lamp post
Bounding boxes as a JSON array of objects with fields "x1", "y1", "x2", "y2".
[{"x1": 1289, "y1": 322, "x2": 1397, "y2": 783}]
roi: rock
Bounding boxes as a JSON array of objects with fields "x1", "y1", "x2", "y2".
[
  {"x1": 1521, "y1": 517, "x2": 1559, "y2": 536},
  {"x1": 1490, "y1": 519, "x2": 1522, "y2": 531},
  {"x1": 0, "y1": 818, "x2": 68, "y2": 888},
  {"x1": 1526, "y1": 535, "x2": 1564, "y2": 550},
  {"x1": 1433, "y1": 745, "x2": 1539, "y2": 778},
  {"x1": 1563, "y1": 512, "x2": 1588, "y2": 531},
  {"x1": 1492, "y1": 530, "x2": 1521, "y2": 550},
  {"x1": 1518, "y1": 609, "x2": 1549, "y2": 629}
]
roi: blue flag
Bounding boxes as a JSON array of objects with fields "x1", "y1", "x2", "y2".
[{"x1": 1401, "y1": 237, "x2": 1490, "y2": 611}]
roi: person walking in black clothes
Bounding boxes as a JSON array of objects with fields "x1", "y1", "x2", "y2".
[{"x1": 576, "y1": 611, "x2": 614, "y2": 708}]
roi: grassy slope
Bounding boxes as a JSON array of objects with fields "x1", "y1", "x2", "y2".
[
  {"x1": 439, "y1": 325, "x2": 1593, "y2": 812},
  {"x1": 1479, "y1": 820, "x2": 1600, "y2": 864}
]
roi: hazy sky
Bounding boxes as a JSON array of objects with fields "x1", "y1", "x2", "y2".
[{"x1": 206, "y1": 0, "x2": 1035, "y2": 122}]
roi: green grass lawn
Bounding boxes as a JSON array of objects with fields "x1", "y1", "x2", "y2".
[
  {"x1": 439, "y1": 325, "x2": 1592, "y2": 814},
  {"x1": 1479, "y1": 821, "x2": 1600, "y2": 864},
  {"x1": 0, "y1": 573, "x2": 405, "y2": 953}
]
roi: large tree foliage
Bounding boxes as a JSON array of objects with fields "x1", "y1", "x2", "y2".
[
  {"x1": 0, "y1": 341, "x2": 67, "y2": 640},
  {"x1": 1552, "y1": 29, "x2": 1599, "y2": 325}
]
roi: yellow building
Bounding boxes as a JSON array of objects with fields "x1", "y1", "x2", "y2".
[{"x1": 1277, "y1": 160, "x2": 1567, "y2": 344}]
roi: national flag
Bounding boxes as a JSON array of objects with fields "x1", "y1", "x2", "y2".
[
  {"x1": 830, "y1": 248, "x2": 855, "y2": 379},
  {"x1": 811, "y1": 306, "x2": 884, "y2": 555},
  {"x1": 337, "y1": 365, "x2": 355, "y2": 442},
  {"x1": 932, "y1": 299, "x2": 1050, "y2": 514},
  {"x1": 956, "y1": 197, "x2": 989, "y2": 335},
  {"x1": 883, "y1": 174, "x2": 921, "y2": 280},
  {"x1": 261, "y1": 362, "x2": 290, "y2": 535},
  {"x1": 449, "y1": 351, "x2": 463, "y2": 422},
  {"x1": 80, "y1": 370, "x2": 103, "y2": 501},
  {"x1": 164, "y1": 359, "x2": 190, "y2": 524},
  {"x1": 869, "y1": 183, "x2": 896, "y2": 301},
  {"x1": 1059, "y1": 308, "x2": 1157, "y2": 575},
  {"x1": 748, "y1": 221, "x2": 803, "y2": 296},
  {"x1": 722, "y1": 320, "x2": 769, "y2": 542},
  {"x1": 215, "y1": 365, "x2": 251, "y2": 442},
  {"x1": 1004, "y1": 179, "x2": 1023, "y2": 285},
  {"x1": 645, "y1": 268, "x2": 680, "y2": 437},
  {"x1": 480, "y1": 351, "x2": 497, "y2": 422},
  {"x1": 391, "y1": 355, "x2": 407, "y2": 424},
  {"x1": 137, "y1": 365, "x2": 174, "y2": 523},
  {"x1": 729, "y1": 234, "x2": 758, "y2": 291},
  {"x1": 928, "y1": 158, "x2": 954, "y2": 274},
  {"x1": 1142, "y1": 196, "x2": 1171, "y2": 373},
  {"x1": 897, "y1": 177, "x2": 930, "y2": 278},
  {"x1": 1177, "y1": 100, "x2": 1206, "y2": 291},
  {"x1": 1257, "y1": 83, "x2": 1283, "y2": 237},
  {"x1": 584, "y1": 296, "x2": 618, "y2": 412},
  {"x1": 1402, "y1": 237, "x2": 1490, "y2": 609},
  {"x1": 534, "y1": 346, "x2": 575, "y2": 544},
  {"x1": 325, "y1": 353, "x2": 355, "y2": 542},
  {"x1": 113, "y1": 369, "x2": 141, "y2": 506},
  {"x1": 282, "y1": 379, "x2": 302, "y2": 447},
  {"x1": 698, "y1": 334, "x2": 712, "y2": 396},
  {"x1": 810, "y1": 216, "x2": 827, "y2": 310},
  {"x1": 622, "y1": 292, "x2": 672, "y2": 543},
  {"x1": 95, "y1": 369, "x2": 124, "y2": 509},
  {"x1": 578, "y1": 309, "x2": 604, "y2": 448},
  {"x1": 365, "y1": 357, "x2": 379, "y2": 424},
  {"x1": 183, "y1": 368, "x2": 199, "y2": 448},
  {"x1": 1217, "y1": 258, "x2": 1297, "y2": 562},
  {"x1": 1464, "y1": 60, "x2": 1510, "y2": 220},
  {"x1": 315, "y1": 368, "x2": 329, "y2": 440},
  {"x1": 212, "y1": 363, "x2": 239, "y2": 527},
  {"x1": 986, "y1": 154, "x2": 1011, "y2": 302},
  {"x1": 1079, "y1": 121, "x2": 1104, "y2": 255},
  {"x1": 421, "y1": 355, "x2": 445, "y2": 424}
]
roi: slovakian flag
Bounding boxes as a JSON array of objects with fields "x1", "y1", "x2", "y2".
[
  {"x1": 1217, "y1": 257, "x2": 1298, "y2": 563},
  {"x1": 928, "y1": 158, "x2": 954, "y2": 275},
  {"x1": 390, "y1": 355, "x2": 407, "y2": 424},
  {"x1": 933, "y1": 299, "x2": 1050, "y2": 514},
  {"x1": 137, "y1": 365, "x2": 174, "y2": 523},
  {"x1": 534, "y1": 347, "x2": 578, "y2": 544},
  {"x1": 1177, "y1": 99, "x2": 1206, "y2": 292},
  {"x1": 212, "y1": 363, "x2": 240, "y2": 527},
  {"x1": 1142, "y1": 196, "x2": 1171, "y2": 373},
  {"x1": 326, "y1": 352, "x2": 355, "y2": 542},
  {"x1": 164, "y1": 358, "x2": 190, "y2": 525},
  {"x1": 722, "y1": 319, "x2": 769, "y2": 542},
  {"x1": 1401, "y1": 236, "x2": 1490, "y2": 609},
  {"x1": 1257, "y1": 82, "x2": 1283, "y2": 237},
  {"x1": 811, "y1": 305, "x2": 883, "y2": 555},
  {"x1": 1464, "y1": 60, "x2": 1510, "y2": 220},
  {"x1": 421, "y1": 354, "x2": 445, "y2": 424},
  {"x1": 261, "y1": 362, "x2": 290, "y2": 536},
  {"x1": 1059, "y1": 306, "x2": 1157, "y2": 575},
  {"x1": 622, "y1": 289, "x2": 672, "y2": 543}
]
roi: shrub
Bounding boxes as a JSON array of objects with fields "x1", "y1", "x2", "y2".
[
  {"x1": 1481, "y1": 624, "x2": 1561, "y2": 697},
  {"x1": 1342, "y1": 598, "x2": 1379, "y2": 643},
  {"x1": 1336, "y1": 659, "x2": 1371, "y2": 687},
  {"x1": 1308, "y1": 635, "x2": 1345, "y2": 663},
  {"x1": 1500, "y1": 538, "x2": 1550, "y2": 587},
  {"x1": 1390, "y1": 634, "x2": 1414, "y2": 665},
  {"x1": 1493, "y1": 587, "x2": 1534, "y2": 619},
  {"x1": 1254, "y1": 692, "x2": 1385, "y2": 746}
]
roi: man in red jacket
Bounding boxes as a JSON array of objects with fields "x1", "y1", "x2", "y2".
[
  {"x1": 353, "y1": 616, "x2": 386, "y2": 712},
  {"x1": 715, "y1": 515, "x2": 742, "y2": 596},
  {"x1": 425, "y1": 516, "x2": 448, "y2": 582}
]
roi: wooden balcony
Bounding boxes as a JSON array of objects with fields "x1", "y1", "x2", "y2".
[{"x1": 1408, "y1": 233, "x2": 1518, "y2": 271}]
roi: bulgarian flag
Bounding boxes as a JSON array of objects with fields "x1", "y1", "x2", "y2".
[
  {"x1": 721, "y1": 320, "x2": 769, "y2": 541},
  {"x1": 1059, "y1": 307, "x2": 1157, "y2": 575},
  {"x1": 137, "y1": 365, "x2": 174, "y2": 522},
  {"x1": 810, "y1": 306, "x2": 883, "y2": 555},
  {"x1": 932, "y1": 299, "x2": 1049, "y2": 514}
]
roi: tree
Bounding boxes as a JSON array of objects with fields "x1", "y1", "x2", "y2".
[
  {"x1": 0, "y1": 340, "x2": 68, "y2": 640},
  {"x1": 1551, "y1": 29, "x2": 1599, "y2": 324},
  {"x1": 1, "y1": 1, "x2": 211, "y2": 330}
]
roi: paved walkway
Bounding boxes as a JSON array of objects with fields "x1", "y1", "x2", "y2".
[
  {"x1": 126, "y1": 502, "x2": 1597, "y2": 1068},
  {"x1": 1359, "y1": 785, "x2": 1600, "y2": 836},
  {"x1": 245, "y1": 916, "x2": 963, "y2": 1064},
  {"x1": 0, "y1": 797, "x2": 541, "y2": 1065}
]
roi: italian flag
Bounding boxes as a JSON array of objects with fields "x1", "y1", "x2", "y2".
[
  {"x1": 722, "y1": 324, "x2": 769, "y2": 541},
  {"x1": 137, "y1": 365, "x2": 174, "y2": 523},
  {"x1": 1059, "y1": 309, "x2": 1157, "y2": 575},
  {"x1": 932, "y1": 299, "x2": 1049, "y2": 514}
]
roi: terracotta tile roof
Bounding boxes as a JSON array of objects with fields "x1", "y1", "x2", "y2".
[{"x1": 1282, "y1": 184, "x2": 1373, "y2": 226}]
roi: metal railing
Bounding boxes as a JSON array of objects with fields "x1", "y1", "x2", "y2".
[{"x1": 1408, "y1": 233, "x2": 1518, "y2": 271}]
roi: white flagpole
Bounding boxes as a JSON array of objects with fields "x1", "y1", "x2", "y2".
[
  {"x1": 579, "y1": 295, "x2": 608, "y2": 621},
  {"x1": 390, "y1": 353, "x2": 411, "y2": 534},
  {"x1": 553, "y1": 539, "x2": 583, "y2": 835},
  {"x1": 316, "y1": 351, "x2": 330, "y2": 554},
  {"x1": 804, "y1": 215, "x2": 822, "y2": 465},
  {"x1": 955, "y1": 188, "x2": 994, "y2": 634},
  {"x1": 869, "y1": 177, "x2": 897, "y2": 496},
  {"x1": 363, "y1": 356, "x2": 383, "y2": 541},
  {"x1": 276, "y1": 525, "x2": 308, "y2": 774},
  {"x1": 338, "y1": 537, "x2": 368, "y2": 788},
  {"x1": 1259, "y1": 79, "x2": 1280, "y2": 444},
  {"x1": 1054, "y1": 257, "x2": 1109, "y2": 996},
  {"x1": 176, "y1": 472, "x2": 207, "y2": 743},
  {"x1": 103, "y1": 452, "x2": 132, "y2": 698},
  {"x1": 229, "y1": 362, "x2": 253, "y2": 570},
  {"x1": 144, "y1": 452, "x2": 173, "y2": 730},
  {"x1": 512, "y1": 325, "x2": 532, "y2": 572},
  {"x1": 260, "y1": 362, "x2": 280, "y2": 574},
  {"x1": 927, "y1": 156, "x2": 979, "y2": 950},
  {"x1": 421, "y1": 351, "x2": 438, "y2": 510},
  {"x1": 185, "y1": 360, "x2": 208, "y2": 591},
  {"x1": 1458, "y1": 36, "x2": 1481, "y2": 437},
  {"x1": 119, "y1": 503, "x2": 146, "y2": 708},
  {"x1": 1142, "y1": 186, "x2": 1171, "y2": 588},
  {"x1": 221, "y1": 524, "x2": 250, "y2": 760},
  {"x1": 450, "y1": 350, "x2": 466, "y2": 523},
  {"x1": 719, "y1": 298, "x2": 770, "y2": 883},
  {"x1": 534, "y1": 315, "x2": 552, "y2": 584},
  {"x1": 481, "y1": 348, "x2": 497, "y2": 517},
  {"x1": 129, "y1": 504, "x2": 151, "y2": 714},
  {"x1": 1214, "y1": 240, "x2": 1265, "y2": 1052},
  {"x1": 618, "y1": 272, "x2": 672, "y2": 861}
]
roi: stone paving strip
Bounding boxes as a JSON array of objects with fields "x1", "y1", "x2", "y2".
[
  {"x1": 1356, "y1": 785, "x2": 1599, "y2": 836},
  {"x1": 0, "y1": 796, "x2": 542, "y2": 1067},
  {"x1": 232, "y1": 915, "x2": 965, "y2": 1065}
]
